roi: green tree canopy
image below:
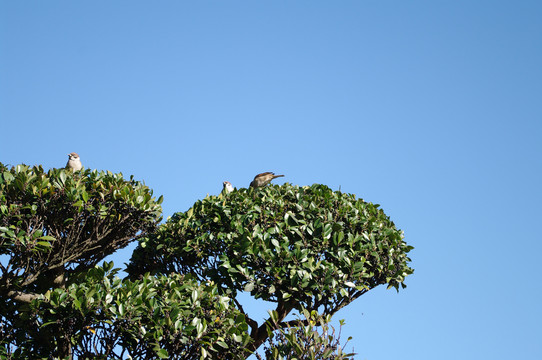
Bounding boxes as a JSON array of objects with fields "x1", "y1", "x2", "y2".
[
  {"x1": 128, "y1": 183, "x2": 413, "y2": 352},
  {"x1": 0, "y1": 163, "x2": 413, "y2": 359},
  {"x1": 0, "y1": 163, "x2": 162, "y2": 358},
  {"x1": 29, "y1": 263, "x2": 250, "y2": 359}
]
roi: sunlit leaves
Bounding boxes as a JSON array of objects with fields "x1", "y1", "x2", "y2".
[
  {"x1": 0, "y1": 162, "x2": 163, "y2": 284},
  {"x1": 0, "y1": 162, "x2": 164, "y2": 358},
  {"x1": 129, "y1": 183, "x2": 413, "y2": 313},
  {"x1": 32, "y1": 263, "x2": 250, "y2": 359}
]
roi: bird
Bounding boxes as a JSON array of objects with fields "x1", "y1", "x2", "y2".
[
  {"x1": 65, "y1": 152, "x2": 82, "y2": 171},
  {"x1": 249, "y1": 172, "x2": 284, "y2": 188},
  {"x1": 223, "y1": 181, "x2": 234, "y2": 193}
]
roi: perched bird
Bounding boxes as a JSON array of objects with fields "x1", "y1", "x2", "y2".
[
  {"x1": 65, "y1": 152, "x2": 82, "y2": 171},
  {"x1": 249, "y1": 172, "x2": 284, "y2": 188},
  {"x1": 223, "y1": 181, "x2": 234, "y2": 193}
]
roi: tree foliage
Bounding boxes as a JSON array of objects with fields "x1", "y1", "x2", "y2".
[
  {"x1": 0, "y1": 163, "x2": 162, "y2": 293},
  {"x1": 20, "y1": 262, "x2": 250, "y2": 359},
  {"x1": 0, "y1": 163, "x2": 162, "y2": 358},
  {"x1": 259, "y1": 309, "x2": 355, "y2": 360},
  {"x1": 0, "y1": 162, "x2": 413, "y2": 359},
  {"x1": 128, "y1": 183, "x2": 413, "y2": 352}
]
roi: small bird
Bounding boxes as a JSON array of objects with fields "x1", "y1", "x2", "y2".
[
  {"x1": 223, "y1": 181, "x2": 234, "y2": 193},
  {"x1": 65, "y1": 152, "x2": 82, "y2": 171},
  {"x1": 249, "y1": 172, "x2": 284, "y2": 188}
]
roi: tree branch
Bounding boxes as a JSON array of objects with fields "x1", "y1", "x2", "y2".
[
  {"x1": 233, "y1": 297, "x2": 258, "y2": 334},
  {"x1": 247, "y1": 298, "x2": 294, "y2": 353},
  {"x1": 6, "y1": 290, "x2": 41, "y2": 303},
  {"x1": 280, "y1": 318, "x2": 310, "y2": 328}
]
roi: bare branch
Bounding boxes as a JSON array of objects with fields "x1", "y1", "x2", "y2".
[{"x1": 6, "y1": 290, "x2": 41, "y2": 303}]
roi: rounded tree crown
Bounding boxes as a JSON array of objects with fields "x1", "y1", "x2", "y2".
[{"x1": 129, "y1": 183, "x2": 413, "y2": 312}]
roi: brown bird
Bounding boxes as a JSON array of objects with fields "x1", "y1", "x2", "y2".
[
  {"x1": 65, "y1": 152, "x2": 82, "y2": 171},
  {"x1": 223, "y1": 181, "x2": 234, "y2": 193},
  {"x1": 249, "y1": 172, "x2": 284, "y2": 188}
]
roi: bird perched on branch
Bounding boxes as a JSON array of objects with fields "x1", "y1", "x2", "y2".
[
  {"x1": 65, "y1": 152, "x2": 82, "y2": 171},
  {"x1": 249, "y1": 172, "x2": 284, "y2": 188},
  {"x1": 223, "y1": 181, "x2": 234, "y2": 193}
]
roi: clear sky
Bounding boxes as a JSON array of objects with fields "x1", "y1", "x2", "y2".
[{"x1": 1, "y1": 1, "x2": 541, "y2": 359}]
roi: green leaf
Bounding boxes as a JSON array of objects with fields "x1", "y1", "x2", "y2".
[
  {"x1": 244, "y1": 282, "x2": 254, "y2": 292},
  {"x1": 105, "y1": 294, "x2": 113, "y2": 304},
  {"x1": 156, "y1": 348, "x2": 169, "y2": 359},
  {"x1": 36, "y1": 241, "x2": 52, "y2": 248},
  {"x1": 192, "y1": 290, "x2": 199, "y2": 303},
  {"x1": 59, "y1": 171, "x2": 67, "y2": 184}
]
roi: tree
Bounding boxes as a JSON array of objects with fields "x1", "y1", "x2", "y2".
[
  {"x1": 0, "y1": 164, "x2": 162, "y2": 358},
  {"x1": 128, "y1": 183, "x2": 414, "y2": 355},
  {"x1": 1, "y1": 163, "x2": 414, "y2": 359}
]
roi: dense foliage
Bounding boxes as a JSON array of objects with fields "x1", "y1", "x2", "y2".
[
  {"x1": 128, "y1": 183, "x2": 413, "y2": 351},
  {"x1": 0, "y1": 164, "x2": 162, "y2": 292},
  {"x1": 20, "y1": 262, "x2": 250, "y2": 359},
  {"x1": 0, "y1": 163, "x2": 162, "y2": 358},
  {"x1": 0, "y1": 162, "x2": 413, "y2": 359}
]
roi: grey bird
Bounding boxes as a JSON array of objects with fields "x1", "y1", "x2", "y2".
[
  {"x1": 65, "y1": 152, "x2": 82, "y2": 171},
  {"x1": 223, "y1": 181, "x2": 234, "y2": 193},
  {"x1": 249, "y1": 172, "x2": 284, "y2": 188}
]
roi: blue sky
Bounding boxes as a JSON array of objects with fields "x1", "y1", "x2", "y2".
[{"x1": 1, "y1": 1, "x2": 541, "y2": 359}]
